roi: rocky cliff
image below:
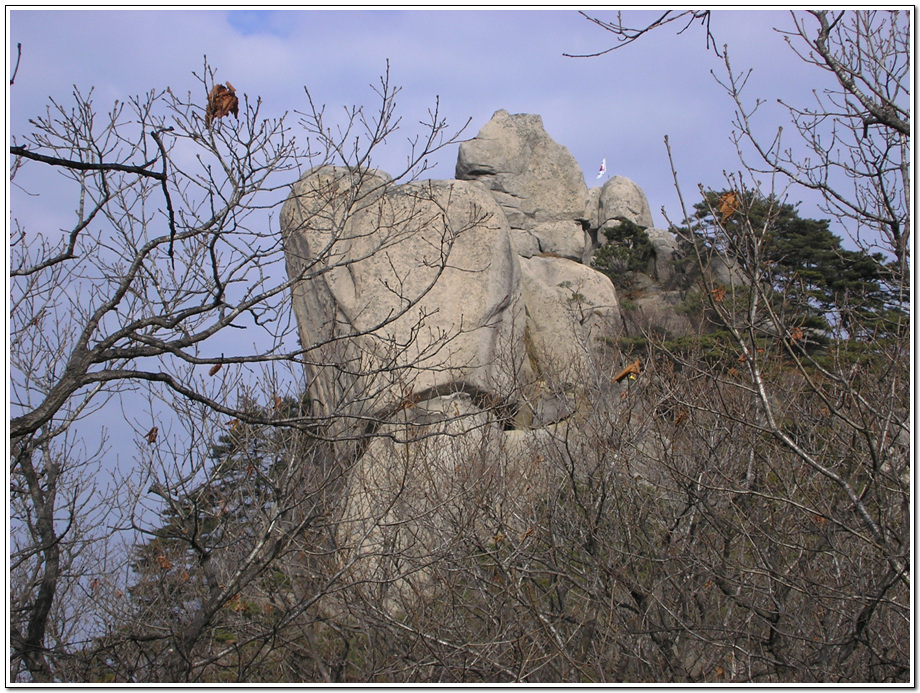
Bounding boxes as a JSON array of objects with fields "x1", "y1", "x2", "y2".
[{"x1": 280, "y1": 109, "x2": 710, "y2": 603}]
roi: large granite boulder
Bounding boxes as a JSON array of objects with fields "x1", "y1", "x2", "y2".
[
  {"x1": 645, "y1": 227, "x2": 682, "y2": 285},
  {"x1": 281, "y1": 167, "x2": 527, "y2": 428},
  {"x1": 596, "y1": 175, "x2": 654, "y2": 230},
  {"x1": 336, "y1": 392, "x2": 501, "y2": 608},
  {"x1": 456, "y1": 109, "x2": 589, "y2": 260},
  {"x1": 279, "y1": 114, "x2": 711, "y2": 611},
  {"x1": 520, "y1": 255, "x2": 621, "y2": 380}
]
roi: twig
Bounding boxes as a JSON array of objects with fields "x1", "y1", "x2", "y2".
[
  {"x1": 10, "y1": 42, "x2": 22, "y2": 85},
  {"x1": 148, "y1": 127, "x2": 178, "y2": 265},
  {"x1": 9, "y1": 146, "x2": 160, "y2": 177}
]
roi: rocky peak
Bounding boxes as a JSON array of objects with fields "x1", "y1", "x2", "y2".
[
  {"x1": 280, "y1": 111, "x2": 712, "y2": 598},
  {"x1": 457, "y1": 109, "x2": 590, "y2": 260}
]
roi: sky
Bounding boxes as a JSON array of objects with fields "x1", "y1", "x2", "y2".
[
  {"x1": 4, "y1": 7, "x2": 911, "y2": 585},
  {"x1": 8, "y1": 8, "x2": 837, "y2": 229},
  {"x1": 6, "y1": 8, "x2": 856, "y2": 494}
]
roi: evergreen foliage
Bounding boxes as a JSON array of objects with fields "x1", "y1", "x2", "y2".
[
  {"x1": 592, "y1": 217, "x2": 654, "y2": 287},
  {"x1": 689, "y1": 190, "x2": 904, "y2": 338}
]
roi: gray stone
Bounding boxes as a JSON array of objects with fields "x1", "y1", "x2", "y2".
[
  {"x1": 282, "y1": 168, "x2": 527, "y2": 426},
  {"x1": 520, "y1": 255, "x2": 621, "y2": 381},
  {"x1": 598, "y1": 175, "x2": 654, "y2": 230},
  {"x1": 645, "y1": 227, "x2": 681, "y2": 284},
  {"x1": 456, "y1": 110, "x2": 589, "y2": 252},
  {"x1": 531, "y1": 220, "x2": 590, "y2": 260}
]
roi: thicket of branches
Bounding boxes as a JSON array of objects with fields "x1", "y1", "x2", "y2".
[{"x1": 8, "y1": 10, "x2": 910, "y2": 683}]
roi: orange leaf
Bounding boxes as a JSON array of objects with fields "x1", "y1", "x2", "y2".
[
  {"x1": 718, "y1": 191, "x2": 738, "y2": 223},
  {"x1": 205, "y1": 82, "x2": 239, "y2": 128},
  {"x1": 612, "y1": 359, "x2": 642, "y2": 383},
  {"x1": 710, "y1": 286, "x2": 727, "y2": 303},
  {"x1": 209, "y1": 363, "x2": 223, "y2": 376},
  {"x1": 789, "y1": 327, "x2": 804, "y2": 343}
]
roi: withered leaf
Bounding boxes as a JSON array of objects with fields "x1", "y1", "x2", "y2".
[
  {"x1": 205, "y1": 82, "x2": 239, "y2": 128},
  {"x1": 612, "y1": 359, "x2": 642, "y2": 383},
  {"x1": 145, "y1": 426, "x2": 159, "y2": 444},
  {"x1": 208, "y1": 363, "x2": 223, "y2": 376},
  {"x1": 718, "y1": 191, "x2": 739, "y2": 223}
]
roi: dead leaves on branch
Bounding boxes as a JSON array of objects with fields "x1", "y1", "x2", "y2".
[
  {"x1": 718, "y1": 191, "x2": 739, "y2": 223},
  {"x1": 205, "y1": 82, "x2": 239, "y2": 128},
  {"x1": 710, "y1": 285, "x2": 727, "y2": 303},
  {"x1": 612, "y1": 359, "x2": 642, "y2": 383}
]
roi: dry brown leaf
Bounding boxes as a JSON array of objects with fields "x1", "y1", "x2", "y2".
[
  {"x1": 205, "y1": 82, "x2": 239, "y2": 128},
  {"x1": 145, "y1": 426, "x2": 159, "y2": 444},
  {"x1": 612, "y1": 359, "x2": 642, "y2": 383},
  {"x1": 710, "y1": 285, "x2": 727, "y2": 303},
  {"x1": 718, "y1": 191, "x2": 739, "y2": 223},
  {"x1": 209, "y1": 363, "x2": 223, "y2": 376}
]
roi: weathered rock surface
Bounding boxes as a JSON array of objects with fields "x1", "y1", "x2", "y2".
[
  {"x1": 596, "y1": 175, "x2": 654, "y2": 230},
  {"x1": 520, "y1": 255, "x2": 621, "y2": 379},
  {"x1": 645, "y1": 227, "x2": 681, "y2": 285},
  {"x1": 280, "y1": 111, "x2": 731, "y2": 606},
  {"x1": 282, "y1": 168, "x2": 527, "y2": 426},
  {"x1": 457, "y1": 109, "x2": 590, "y2": 260},
  {"x1": 338, "y1": 392, "x2": 500, "y2": 607}
]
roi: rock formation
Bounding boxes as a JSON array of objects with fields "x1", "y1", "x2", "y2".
[{"x1": 280, "y1": 109, "x2": 707, "y2": 605}]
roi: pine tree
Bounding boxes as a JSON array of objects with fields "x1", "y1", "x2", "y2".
[
  {"x1": 115, "y1": 395, "x2": 327, "y2": 680},
  {"x1": 692, "y1": 190, "x2": 902, "y2": 339}
]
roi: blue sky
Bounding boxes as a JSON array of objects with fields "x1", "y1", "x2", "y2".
[
  {"x1": 6, "y1": 8, "x2": 896, "y2": 531},
  {"x1": 8, "y1": 8, "x2": 834, "y2": 229}
]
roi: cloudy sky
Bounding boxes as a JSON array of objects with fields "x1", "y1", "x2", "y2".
[
  {"x1": 9, "y1": 8, "x2": 835, "y2": 228},
  {"x1": 5, "y1": 8, "x2": 881, "y2": 514}
]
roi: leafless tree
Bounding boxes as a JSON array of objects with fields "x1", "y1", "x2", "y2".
[
  {"x1": 10, "y1": 10, "x2": 909, "y2": 684},
  {"x1": 9, "y1": 59, "x2": 473, "y2": 682},
  {"x1": 542, "y1": 10, "x2": 910, "y2": 680},
  {"x1": 285, "y1": 9, "x2": 910, "y2": 683},
  {"x1": 569, "y1": 9, "x2": 910, "y2": 283}
]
